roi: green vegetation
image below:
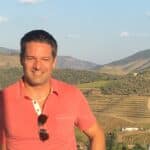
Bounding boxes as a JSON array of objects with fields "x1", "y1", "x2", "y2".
[
  {"x1": 0, "y1": 67, "x2": 107, "y2": 88},
  {"x1": 101, "y1": 71, "x2": 150, "y2": 95},
  {"x1": 105, "y1": 131, "x2": 148, "y2": 150},
  {"x1": 75, "y1": 128, "x2": 89, "y2": 149},
  {"x1": 52, "y1": 69, "x2": 102, "y2": 84},
  {"x1": 77, "y1": 80, "x2": 108, "y2": 89},
  {"x1": 0, "y1": 66, "x2": 118, "y2": 89},
  {"x1": 121, "y1": 132, "x2": 150, "y2": 145},
  {"x1": 0, "y1": 67, "x2": 22, "y2": 88},
  {"x1": 52, "y1": 69, "x2": 116, "y2": 84}
]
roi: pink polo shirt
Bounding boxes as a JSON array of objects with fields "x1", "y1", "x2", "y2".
[{"x1": 0, "y1": 78, "x2": 96, "y2": 150}]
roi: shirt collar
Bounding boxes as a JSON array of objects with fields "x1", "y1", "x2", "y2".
[
  {"x1": 51, "y1": 78, "x2": 59, "y2": 96},
  {"x1": 19, "y1": 77, "x2": 59, "y2": 100}
]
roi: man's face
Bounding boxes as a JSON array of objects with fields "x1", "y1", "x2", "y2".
[{"x1": 21, "y1": 41, "x2": 56, "y2": 86}]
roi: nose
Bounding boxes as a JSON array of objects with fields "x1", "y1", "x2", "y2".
[{"x1": 33, "y1": 59, "x2": 41, "y2": 70}]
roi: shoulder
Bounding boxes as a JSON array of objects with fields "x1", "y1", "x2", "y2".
[
  {"x1": 0, "y1": 80, "x2": 22, "y2": 103},
  {"x1": 0, "y1": 80, "x2": 20, "y2": 94},
  {"x1": 52, "y1": 78, "x2": 80, "y2": 92},
  {"x1": 52, "y1": 78, "x2": 84, "y2": 98}
]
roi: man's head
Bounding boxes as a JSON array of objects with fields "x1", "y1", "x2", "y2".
[
  {"x1": 20, "y1": 29, "x2": 57, "y2": 59},
  {"x1": 20, "y1": 29, "x2": 57, "y2": 86}
]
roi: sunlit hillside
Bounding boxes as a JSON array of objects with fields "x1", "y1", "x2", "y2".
[{"x1": 96, "y1": 49, "x2": 150, "y2": 75}]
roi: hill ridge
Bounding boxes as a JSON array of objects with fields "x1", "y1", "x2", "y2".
[
  {"x1": 97, "y1": 49, "x2": 150, "y2": 75},
  {"x1": 0, "y1": 47, "x2": 99, "y2": 70}
]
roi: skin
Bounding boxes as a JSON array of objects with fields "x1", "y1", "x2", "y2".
[
  {"x1": 1, "y1": 41, "x2": 106, "y2": 150},
  {"x1": 20, "y1": 41, "x2": 56, "y2": 104},
  {"x1": 21, "y1": 42, "x2": 56, "y2": 87},
  {"x1": 84, "y1": 122, "x2": 106, "y2": 150},
  {"x1": 0, "y1": 145, "x2": 5, "y2": 150}
]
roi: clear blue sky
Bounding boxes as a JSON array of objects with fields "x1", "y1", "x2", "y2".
[{"x1": 0, "y1": 0, "x2": 150, "y2": 64}]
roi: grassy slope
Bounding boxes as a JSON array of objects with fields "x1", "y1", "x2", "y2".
[
  {"x1": 77, "y1": 80, "x2": 109, "y2": 88},
  {"x1": 78, "y1": 80, "x2": 150, "y2": 145},
  {"x1": 0, "y1": 55, "x2": 20, "y2": 67}
]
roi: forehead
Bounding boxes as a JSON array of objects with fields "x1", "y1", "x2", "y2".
[{"x1": 24, "y1": 41, "x2": 52, "y2": 56}]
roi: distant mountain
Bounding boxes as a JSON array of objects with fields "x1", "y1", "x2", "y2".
[
  {"x1": 0, "y1": 47, "x2": 20, "y2": 67},
  {"x1": 96, "y1": 49, "x2": 150, "y2": 75},
  {"x1": 2, "y1": 47, "x2": 150, "y2": 74},
  {"x1": 57, "y1": 56, "x2": 99, "y2": 70},
  {"x1": 0, "y1": 47, "x2": 100, "y2": 70},
  {"x1": 0, "y1": 47, "x2": 18, "y2": 55}
]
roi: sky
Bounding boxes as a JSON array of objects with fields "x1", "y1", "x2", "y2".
[{"x1": 0, "y1": 0, "x2": 150, "y2": 65}]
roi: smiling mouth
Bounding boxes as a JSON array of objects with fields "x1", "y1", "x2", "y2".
[{"x1": 32, "y1": 71, "x2": 43, "y2": 76}]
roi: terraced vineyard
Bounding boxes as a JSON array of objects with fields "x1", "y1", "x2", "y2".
[
  {"x1": 81, "y1": 89, "x2": 150, "y2": 145},
  {"x1": 85, "y1": 92, "x2": 150, "y2": 123}
]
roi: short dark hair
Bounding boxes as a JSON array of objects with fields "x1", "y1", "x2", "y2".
[{"x1": 20, "y1": 29, "x2": 57, "y2": 58}]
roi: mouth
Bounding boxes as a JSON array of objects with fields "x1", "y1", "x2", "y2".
[{"x1": 32, "y1": 71, "x2": 43, "y2": 76}]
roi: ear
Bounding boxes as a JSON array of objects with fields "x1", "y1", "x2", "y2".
[
  {"x1": 52, "y1": 57, "x2": 57, "y2": 69},
  {"x1": 20, "y1": 55, "x2": 24, "y2": 66}
]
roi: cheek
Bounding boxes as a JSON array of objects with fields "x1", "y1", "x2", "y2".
[
  {"x1": 23, "y1": 63, "x2": 33, "y2": 71},
  {"x1": 45, "y1": 62, "x2": 54, "y2": 69},
  {"x1": 46, "y1": 66, "x2": 53, "y2": 72}
]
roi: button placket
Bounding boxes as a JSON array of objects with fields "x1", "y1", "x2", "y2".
[{"x1": 32, "y1": 100, "x2": 42, "y2": 115}]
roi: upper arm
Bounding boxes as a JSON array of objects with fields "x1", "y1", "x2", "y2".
[
  {"x1": 0, "y1": 144, "x2": 6, "y2": 150},
  {"x1": 84, "y1": 121, "x2": 106, "y2": 150},
  {"x1": 75, "y1": 89, "x2": 96, "y2": 130},
  {"x1": 84, "y1": 121, "x2": 105, "y2": 139},
  {"x1": 75, "y1": 89, "x2": 106, "y2": 149}
]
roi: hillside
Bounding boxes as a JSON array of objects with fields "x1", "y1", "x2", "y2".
[
  {"x1": 0, "y1": 47, "x2": 99, "y2": 70},
  {"x1": 1, "y1": 47, "x2": 150, "y2": 74},
  {"x1": 96, "y1": 49, "x2": 150, "y2": 75},
  {"x1": 57, "y1": 56, "x2": 99, "y2": 70},
  {"x1": 0, "y1": 67, "x2": 105, "y2": 88},
  {"x1": 0, "y1": 47, "x2": 18, "y2": 54},
  {"x1": 87, "y1": 94, "x2": 150, "y2": 125}
]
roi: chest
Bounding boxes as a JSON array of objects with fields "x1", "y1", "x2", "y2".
[{"x1": 3, "y1": 95, "x2": 77, "y2": 139}]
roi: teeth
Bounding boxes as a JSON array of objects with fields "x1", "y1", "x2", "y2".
[{"x1": 33, "y1": 72, "x2": 42, "y2": 75}]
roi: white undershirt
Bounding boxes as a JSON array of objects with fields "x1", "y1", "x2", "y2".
[
  {"x1": 31, "y1": 88, "x2": 53, "y2": 115},
  {"x1": 32, "y1": 100, "x2": 42, "y2": 115}
]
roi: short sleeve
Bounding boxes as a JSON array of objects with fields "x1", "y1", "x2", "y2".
[
  {"x1": 75, "y1": 89, "x2": 96, "y2": 131},
  {"x1": 0, "y1": 91, "x2": 6, "y2": 145}
]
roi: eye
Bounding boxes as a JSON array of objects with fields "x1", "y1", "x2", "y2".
[
  {"x1": 42, "y1": 58, "x2": 50, "y2": 61},
  {"x1": 25, "y1": 56, "x2": 34, "y2": 60}
]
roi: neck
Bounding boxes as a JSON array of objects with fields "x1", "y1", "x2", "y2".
[{"x1": 23, "y1": 80, "x2": 51, "y2": 101}]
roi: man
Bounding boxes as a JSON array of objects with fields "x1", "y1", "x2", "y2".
[{"x1": 0, "y1": 30, "x2": 105, "y2": 150}]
